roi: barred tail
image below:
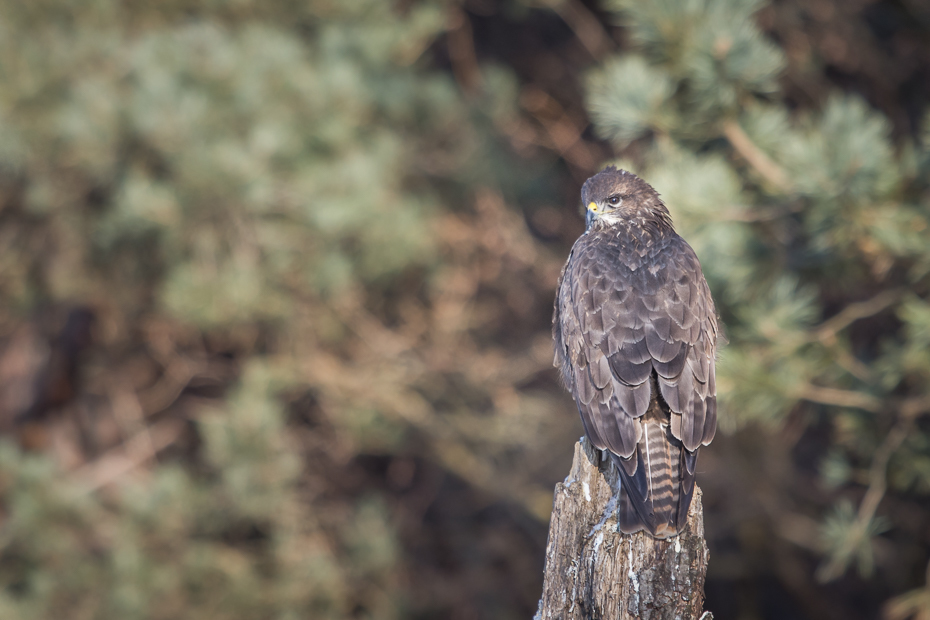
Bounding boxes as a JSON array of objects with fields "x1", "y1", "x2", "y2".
[
  {"x1": 612, "y1": 396, "x2": 698, "y2": 538},
  {"x1": 643, "y1": 418, "x2": 678, "y2": 537}
]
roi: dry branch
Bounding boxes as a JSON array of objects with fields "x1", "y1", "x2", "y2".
[
  {"x1": 722, "y1": 119, "x2": 793, "y2": 193},
  {"x1": 536, "y1": 438, "x2": 711, "y2": 620}
]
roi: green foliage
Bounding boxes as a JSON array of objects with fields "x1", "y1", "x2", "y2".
[
  {"x1": 0, "y1": 0, "x2": 556, "y2": 617},
  {"x1": 0, "y1": 363, "x2": 402, "y2": 619},
  {"x1": 819, "y1": 500, "x2": 890, "y2": 581},
  {"x1": 588, "y1": 56, "x2": 675, "y2": 146},
  {"x1": 898, "y1": 296, "x2": 930, "y2": 381},
  {"x1": 591, "y1": 0, "x2": 930, "y2": 583},
  {"x1": 0, "y1": 0, "x2": 467, "y2": 325}
]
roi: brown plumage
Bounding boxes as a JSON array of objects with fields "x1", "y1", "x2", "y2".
[{"x1": 553, "y1": 167, "x2": 718, "y2": 538}]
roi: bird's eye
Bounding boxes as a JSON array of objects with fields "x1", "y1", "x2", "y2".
[{"x1": 607, "y1": 195, "x2": 621, "y2": 206}]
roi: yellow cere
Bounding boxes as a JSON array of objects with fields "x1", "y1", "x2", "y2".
[{"x1": 588, "y1": 201, "x2": 598, "y2": 212}]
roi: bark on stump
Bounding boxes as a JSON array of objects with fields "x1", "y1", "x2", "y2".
[{"x1": 536, "y1": 438, "x2": 710, "y2": 620}]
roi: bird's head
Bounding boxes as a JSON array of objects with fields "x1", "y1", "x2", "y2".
[{"x1": 581, "y1": 166, "x2": 671, "y2": 231}]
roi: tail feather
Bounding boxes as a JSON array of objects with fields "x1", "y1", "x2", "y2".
[
  {"x1": 609, "y1": 376, "x2": 700, "y2": 538},
  {"x1": 677, "y1": 448, "x2": 698, "y2": 527},
  {"x1": 614, "y1": 442, "x2": 697, "y2": 537},
  {"x1": 643, "y1": 418, "x2": 675, "y2": 527},
  {"x1": 611, "y1": 451, "x2": 658, "y2": 535},
  {"x1": 617, "y1": 481, "x2": 646, "y2": 534}
]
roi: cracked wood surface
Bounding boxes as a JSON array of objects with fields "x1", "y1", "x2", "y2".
[{"x1": 536, "y1": 438, "x2": 710, "y2": 620}]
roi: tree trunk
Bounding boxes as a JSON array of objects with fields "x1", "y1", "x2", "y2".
[{"x1": 535, "y1": 438, "x2": 711, "y2": 620}]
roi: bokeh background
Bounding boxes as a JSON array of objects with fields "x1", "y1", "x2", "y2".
[{"x1": 0, "y1": 0, "x2": 929, "y2": 618}]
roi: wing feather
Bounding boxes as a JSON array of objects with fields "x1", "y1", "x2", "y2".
[
  {"x1": 607, "y1": 349, "x2": 652, "y2": 385},
  {"x1": 702, "y1": 397, "x2": 717, "y2": 444},
  {"x1": 588, "y1": 353, "x2": 612, "y2": 390},
  {"x1": 614, "y1": 380, "x2": 651, "y2": 419}
]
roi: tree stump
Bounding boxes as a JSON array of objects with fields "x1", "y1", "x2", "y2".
[{"x1": 536, "y1": 438, "x2": 710, "y2": 620}]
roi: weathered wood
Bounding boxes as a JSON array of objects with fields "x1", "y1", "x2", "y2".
[{"x1": 536, "y1": 438, "x2": 710, "y2": 620}]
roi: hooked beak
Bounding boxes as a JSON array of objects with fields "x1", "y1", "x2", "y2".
[{"x1": 585, "y1": 202, "x2": 598, "y2": 229}]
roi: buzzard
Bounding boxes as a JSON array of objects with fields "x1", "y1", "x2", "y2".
[{"x1": 553, "y1": 167, "x2": 718, "y2": 538}]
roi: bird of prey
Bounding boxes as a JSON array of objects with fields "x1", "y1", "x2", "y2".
[{"x1": 553, "y1": 167, "x2": 718, "y2": 538}]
